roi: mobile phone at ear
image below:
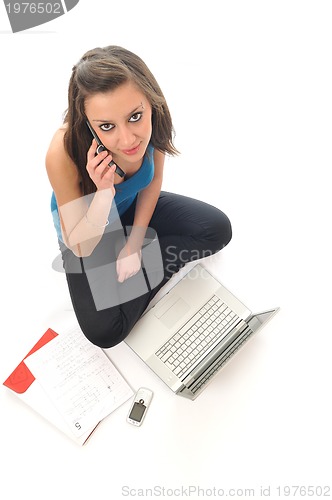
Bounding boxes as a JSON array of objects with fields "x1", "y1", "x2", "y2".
[
  {"x1": 127, "y1": 387, "x2": 153, "y2": 426},
  {"x1": 86, "y1": 119, "x2": 125, "y2": 178}
]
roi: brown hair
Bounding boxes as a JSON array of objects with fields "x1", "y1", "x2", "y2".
[{"x1": 63, "y1": 45, "x2": 178, "y2": 194}]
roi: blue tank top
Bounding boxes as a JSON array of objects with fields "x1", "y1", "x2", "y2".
[{"x1": 51, "y1": 144, "x2": 154, "y2": 242}]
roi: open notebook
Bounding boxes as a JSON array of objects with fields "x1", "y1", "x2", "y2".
[{"x1": 3, "y1": 326, "x2": 133, "y2": 445}]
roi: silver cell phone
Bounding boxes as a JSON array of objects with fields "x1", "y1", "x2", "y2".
[
  {"x1": 127, "y1": 387, "x2": 153, "y2": 426},
  {"x1": 85, "y1": 119, "x2": 125, "y2": 178}
]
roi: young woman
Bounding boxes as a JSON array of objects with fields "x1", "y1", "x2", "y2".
[{"x1": 46, "y1": 45, "x2": 232, "y2": 348}]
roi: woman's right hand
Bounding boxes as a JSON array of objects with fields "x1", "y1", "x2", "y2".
[{"x1": 86, "y1": 139, "x2": 116, "y2": 194}]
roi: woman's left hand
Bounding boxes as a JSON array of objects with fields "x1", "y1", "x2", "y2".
[{"x1": 116, "y1": 243, "x2": 142, "y2": 283}]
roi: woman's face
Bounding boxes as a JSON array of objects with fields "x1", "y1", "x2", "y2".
[{"x1": 84, "y1": 81, "x2": 152, "y2": 170}]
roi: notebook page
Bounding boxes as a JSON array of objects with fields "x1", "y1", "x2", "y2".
[{"x1": 25, "y1": 327, "x2": 133, "y2": 437}]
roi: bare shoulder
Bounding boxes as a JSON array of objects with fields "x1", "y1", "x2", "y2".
[
  {"x1": 45, "y1": 126, "x2": 82, "y2": 204},
  {"x1": 46, "y1": 127, "x2": 73, "y2": 171},
  {"x1": 46, "y1": 127, "x2": 80, "y2": 185},
  {"x1": 153, "y1": 148, "x2": 165, "y2": 179},
  {"x1": 153, "y1": 148, "x2": 165, "y2": 163},
  {"x1": 153, "y1": 148, "x2": 165, "y2": 169}
]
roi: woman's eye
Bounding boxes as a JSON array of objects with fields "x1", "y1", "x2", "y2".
[
  {"x1": 129, "y1": 112, "x2": 143, "y2": 123},
  {"x1": 99, "y1": 123, "x2": 114, "y2": 131}
]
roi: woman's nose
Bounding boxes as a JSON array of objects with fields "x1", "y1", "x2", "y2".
[{"x1": 116, "y1": 125, "x2": 135, "y2": 148}]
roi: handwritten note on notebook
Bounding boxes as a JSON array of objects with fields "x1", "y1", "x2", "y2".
[{"x1": 24, "y1": 327, "x2": 133, "y2": 437}]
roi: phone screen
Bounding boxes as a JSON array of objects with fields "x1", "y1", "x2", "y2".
[{"x1": 129, "y1": 401, "x2": 146, "y2": 423}]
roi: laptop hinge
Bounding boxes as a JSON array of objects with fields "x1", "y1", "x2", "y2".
[
  {"x1": 187, "y1": 324, "x2": 254, "y2": 398},
  {"x1": 176, "y1": 387, "x2": 197, "y2": 400},
  {"x1": 182, "y1": 319, "x2": 249, "y2": 387}
]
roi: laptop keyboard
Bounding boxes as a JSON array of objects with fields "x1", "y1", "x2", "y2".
[{"x1": 155, "y1": 295, "x2": 240, "y2": 379}]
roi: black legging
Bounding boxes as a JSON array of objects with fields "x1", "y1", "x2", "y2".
[{"x1": 60, "y1": 191, "x2": 232, "y2": 348}]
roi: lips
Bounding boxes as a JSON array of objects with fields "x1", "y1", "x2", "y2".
[{"x1": 122, "y1": 143, "x2": 141, "y2": 155}]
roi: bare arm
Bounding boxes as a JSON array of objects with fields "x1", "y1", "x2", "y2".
[{"x1": 46, "y1": 129, "x2": 116, "y2": 257}]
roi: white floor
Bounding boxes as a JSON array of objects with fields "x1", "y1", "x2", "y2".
[{"x1": 1, "y1": 2, "x2": 331, "y2": 499}]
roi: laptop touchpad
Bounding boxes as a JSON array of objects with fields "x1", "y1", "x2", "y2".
[{"x1": 154, "y1": 295, "x2": 190, "y2": 329}]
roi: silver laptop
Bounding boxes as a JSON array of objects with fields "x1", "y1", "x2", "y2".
[{"x1": 125, "y1": 264, "x2": 279, "y2": 400}]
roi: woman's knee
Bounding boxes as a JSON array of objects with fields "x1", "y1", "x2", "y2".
[
  {"x1": 216, "y1": 209, "x2": 232, "y2": 249},
  {"x1": 204, "y1": 208, "x2": 232, "y2": 254},
  {"x1": 79, "y1": 311, "x2": 131, "y2": 349}
]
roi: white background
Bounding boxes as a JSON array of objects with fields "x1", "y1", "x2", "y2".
[{"x1": 1, "y1": 1, "x2": 331, "y2": 499}]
